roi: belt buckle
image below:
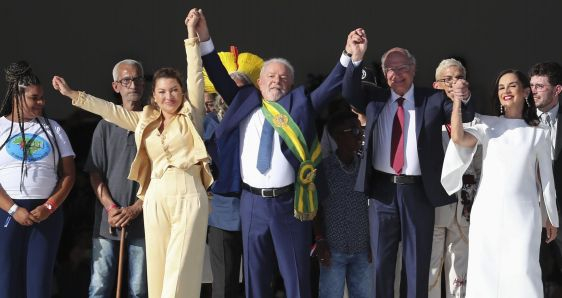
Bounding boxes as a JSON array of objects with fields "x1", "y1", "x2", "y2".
[
  {"x1": 391, "y1": 175, "x2": 400, "y2": 184},
  {"x1": 261, "y1": 188, "x2": 274, "y2": 198}
]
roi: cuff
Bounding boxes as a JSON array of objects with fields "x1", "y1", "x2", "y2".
[
  {"x1": 200, "y1": 38, "x2": 215, "y2": 56},
  {"x1": 184, "y1": 37, "x2": 200, "y2": 47}
]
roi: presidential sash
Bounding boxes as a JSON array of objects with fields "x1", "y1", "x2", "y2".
[{"x1": 261, "y1": 100, "x2": 321, "y2": 221}]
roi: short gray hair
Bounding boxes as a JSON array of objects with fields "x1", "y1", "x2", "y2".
[
  {"x1": 230, "y1": 71, "x2": 252, "y2": 85},
  {"x1": 381, "y1": 47, "x2": 416, "y2": 69},
  {"x1": 112, "y1": 59, "x2": 144, "y2": 81},
  {"x1": 260, "y1": 58, "x2": 295, "y2": 82},
  {"x1": 434, "y1": 58, "x2": 466, "y2": 80}
]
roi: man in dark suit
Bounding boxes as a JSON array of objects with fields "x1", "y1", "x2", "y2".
[
  {"x1": 191, "y1": 8, "x2": 364, "y2": 298},
  {"x1": 529, "y1": 62, "x2": 562, "y2": 276},
  {"x1": 342, "y1": 32, "x2": 474, "y2": 298}
]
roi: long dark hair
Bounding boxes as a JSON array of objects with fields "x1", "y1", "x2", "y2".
[
  {"x1": 1, "y1": 61, "x2": 62, "y2": 189},
  {"x1": 493, "y1": 69, "x2": 539, "y2": 126}
]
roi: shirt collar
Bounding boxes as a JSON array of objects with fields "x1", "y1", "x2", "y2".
[
  {"x1": 390, "y1": 84, "x2": 415, "y2": 104},
  {"x1": 537, "y1": 103, "x2": 559, "y2": 121}
]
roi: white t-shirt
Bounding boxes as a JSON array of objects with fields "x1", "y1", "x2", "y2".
[{"x1": 0, "y1": 117, "x2": 75, "y2": 200}]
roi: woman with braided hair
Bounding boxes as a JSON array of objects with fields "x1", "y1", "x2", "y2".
[{"x1": 0, "y1": 61, "x2": 76, "y2": 298}]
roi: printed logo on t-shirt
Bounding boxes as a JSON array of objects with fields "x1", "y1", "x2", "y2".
[{"x1": 6, "y1": 133, "x2": 51, "y2": 161}]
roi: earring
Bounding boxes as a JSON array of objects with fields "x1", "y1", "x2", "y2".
[
  {"x1": 500, "y1": 105, "x2": 504, "y2": 114},
  {"x1": 526, "y1": 97, "x2": 531, "y2": 107}
]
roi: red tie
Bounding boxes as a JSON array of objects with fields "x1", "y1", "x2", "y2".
[{"x1": 390, "y1": 97, "x2": 405, "y2": 174}]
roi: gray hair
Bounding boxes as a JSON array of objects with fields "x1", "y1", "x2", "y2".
[
  {"x1": 381, "y1": 47, "x2": 416, "y2": 70},
  {"x1": 434, "y1": 58, "x2": 466, "y2": 80},
  {"x1": 260, "y1": 58, "x2": 295, "y2": 82},
  {"x1": 229, "y1": 71, "x2": 252, "y2": 85},
  {"x1": 112, "y1": 59, "x2": 144, "y2": 81}
]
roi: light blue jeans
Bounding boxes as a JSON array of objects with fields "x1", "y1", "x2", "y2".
[
  {"x1": 89, "y1": 237, "x2": 148, "y2": 298},
  {"x1": 319, "y1": 250, "x2": 373, "y2": 298}
]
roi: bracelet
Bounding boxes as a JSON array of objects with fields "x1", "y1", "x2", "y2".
[
  {"x1": 43, "y1": 199, "x2": 57, "y2": 214},
  {"x1": 342, "y1": 49, "x2": 352, "y2": 57},
  {"x1": 106, "y1": 204, "x2": 118, "y2": 212},
  {"x1": 8, "y1": 203, "x2": 18, "y2": 216}
]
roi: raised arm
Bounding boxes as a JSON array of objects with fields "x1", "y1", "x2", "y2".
[
  {"x1": 310, "y1": 28, "x2": 368, "y2": 113},
  {"x1": 192, "y1": 8, "x2": 239, "y2": 105},
  {"x1": 52, "y1": 76, "x2": 139, "y2": 131},
  {"x1": 342, "y1": 29, "x2": 369, "y2": 113},
  {"x1": 185, "y1": 9, "x2": 205, "y2": 136},
  {"x1": 449, "y1": 80, "x2": 477, "y2": 147}
]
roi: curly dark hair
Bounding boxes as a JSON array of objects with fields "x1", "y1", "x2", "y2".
[{"x1": 493, "y1": 69, "x2": 539, "y2": 126}]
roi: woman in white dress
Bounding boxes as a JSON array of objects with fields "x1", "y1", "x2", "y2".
[{"x1": 441, "y1": 69, "x2": 559, "y2": 297}]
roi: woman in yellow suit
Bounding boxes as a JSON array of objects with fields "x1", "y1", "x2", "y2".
[{"x1": 52, "y1": 10, "x2": 212, "y2": 298}]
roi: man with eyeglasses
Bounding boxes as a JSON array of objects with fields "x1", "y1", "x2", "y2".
[
  {"x1": 85, "y1": 59, "x2": 148, "y2": 298},
  {"x1": 342, "y1": 36, "x2": 475, "y2": 298},
  {"x1": 428, "y1": 58, "x2": 482, "y2": 298},
  {"x1": 529, "y1": 62, "x2": 562, "y2": 283}
]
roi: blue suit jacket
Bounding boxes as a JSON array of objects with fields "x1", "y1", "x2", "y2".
[
  {"x1": 202, "y1": 50, "x2": 346, "y2": 195},
  {"x1": 343, "y1": 63, "x2": 475, "y2": 207}
]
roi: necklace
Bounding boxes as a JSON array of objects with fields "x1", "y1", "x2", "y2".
[{"x1": 336, "y1": 155, "x2": 357, "y2": 175}]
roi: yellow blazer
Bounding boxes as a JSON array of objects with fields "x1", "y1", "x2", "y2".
[{"x1": 72, "y1": 37, "x2": 213, "y2": 200}]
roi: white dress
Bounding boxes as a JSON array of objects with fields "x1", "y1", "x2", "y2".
[{"x1": 441, "y1": 115, "x2": 559, "y2": 298}]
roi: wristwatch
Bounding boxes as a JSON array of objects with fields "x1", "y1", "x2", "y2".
[{"x1": 343, "y1": 49, "x2": 352, "y2": 57}]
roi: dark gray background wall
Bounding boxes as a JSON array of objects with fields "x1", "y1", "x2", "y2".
[{"x1": 1, "y1": 0, "x2": 561, "y2": 119}]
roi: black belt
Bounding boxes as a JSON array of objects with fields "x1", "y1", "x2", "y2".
[
  {"x1": 374, "y1": 170, "x2": 422, "y2": 185},
  {"x1": 242, "y1": 183, "x2": 294, "y2": 198}
]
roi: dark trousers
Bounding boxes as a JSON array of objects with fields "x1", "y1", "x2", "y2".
[
  {"x1": 240, "y1": 190, "x2": 312, "y2": 298},
  {"x1": 208, "y1": 226, "x2": 243, "y2": 298},
  {"x1": 0, "y1": 199, "x2": 64, "y2": 298},
  {"x1": 369, "y1": 182, "x2": 434, "y2": 298}
]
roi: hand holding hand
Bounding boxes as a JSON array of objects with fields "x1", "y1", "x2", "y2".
[
  {"x1": 345, "y1": 28, "x2": 367, "y2": 62},
  {"x1": 452, "y1": 79, "x2": 470, "y2": 102},
  {"x1": 52, "y1": 76, "x2": 78, "y2": 99},
  {"x1": 111, "y1": 203, "x2": 142, "y2": 228},
  {"x1": 187, "y1": 8, "x2": 209, "y2": 41},
  {"x1": 185, "y1": 8, "x2": 200, "y2": 38},
  {"x1": 29, "y1": 204, "x2": 51, "y2": 223},
  {"x1": 12, "y1": 207, "x2": 33, "y2": 226}
]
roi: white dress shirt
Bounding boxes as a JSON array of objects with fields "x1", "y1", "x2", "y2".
[
  {"x1": 240, "y1": 108, "x2": 295, "y2": 188},
  {"x1": 199, "y1": 38, "x2": 354, "y2": 187},
  {"x1": 538, "y1": 103, "x2": 558, "y2": 159},
  {"x1": 372, "y1": 85, "x2": 421, "y2": 175}
]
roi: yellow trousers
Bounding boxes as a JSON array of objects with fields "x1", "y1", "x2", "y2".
[{"x1": 143, "y1": 166, "x2": 208, "y2": 298}]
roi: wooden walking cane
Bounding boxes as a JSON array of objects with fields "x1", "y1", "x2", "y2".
[{"x1": 116, "y1": 226, "x2": 126, "y2": 298}]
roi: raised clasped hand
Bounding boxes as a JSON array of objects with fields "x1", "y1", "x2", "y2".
[
  {"x1": 51, "y1": 76, "x2": 76, "y2": 98},
  {"x1": 346, "y1": 28, "x2": 367, "y2": 61},
  {"x1": 452, "y1": 79, "x2": 470, "y2": 102}
]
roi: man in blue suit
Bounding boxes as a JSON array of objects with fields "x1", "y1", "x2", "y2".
[
  {"x1": 191, "y1": 8, "x2": 365, "y2": 298},
  {"x1": 342, "y1": 31, "x2": 474, "y2": 298}
]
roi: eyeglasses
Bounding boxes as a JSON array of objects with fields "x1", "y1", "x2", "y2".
[
  {"x1": 116, "y1": 76, "x2": 145, "y2": 87},
  {"x1": 341, "y1": 127, "x2": 362, "y2": 136},
  {"x1": 530, "y1": 83, "x2": 551, "y2": 92},
  {"x1": 436, "y1": 76, "x2": 465, "y2": 86},
  {"x1": 383, "y1": 64, "x2": 412, "y2": 75}
]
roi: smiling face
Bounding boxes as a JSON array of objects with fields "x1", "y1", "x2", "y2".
[
  {"x1": 257, "y1": 61, "x2": 293, "y2": 102},
  {"x1": 17, "y1": 84, "x2": 45, "y2": 120},
  {"x1": 497, "y1": 72, "x2": 529, "y2": 115},
  {"x1": 530, "y1": 75, "x2": 560, "y2": 112},
  {"x1": 383, "y1": 50, "x2": 416, "y2": 96},
  {"x1": 153, "y1": 78, "x2": 184, "y2": 118}
]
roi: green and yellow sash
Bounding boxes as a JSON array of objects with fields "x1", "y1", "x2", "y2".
[{"x1": 261, "y1": 100, "x2": 322, "y2": 221}]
